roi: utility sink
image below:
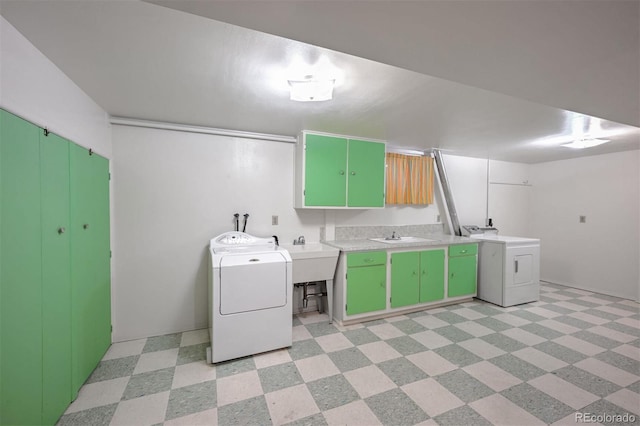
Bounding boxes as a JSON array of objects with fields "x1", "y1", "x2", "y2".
[
  {"x1": 280, "y1": 243, "x2": 339, "y2": 283},
  {"x1": 369, "y1": 236, "x2": 439, "y2": 244}
]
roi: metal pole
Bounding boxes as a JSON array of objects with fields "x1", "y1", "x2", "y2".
[{"x1": 432, "y1": 149, "x2": 462, "y2": 236}]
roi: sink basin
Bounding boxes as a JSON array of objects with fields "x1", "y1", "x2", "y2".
[
  {"x1": 369, "y1": 236, "x2": 439, "y2": 244},
  {"x1": 280, "y1": 243, "x2": 339, "y2": 283}
]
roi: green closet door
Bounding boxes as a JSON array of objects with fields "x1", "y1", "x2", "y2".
[
  {"x1": 346, "y1": 139, "x2": 385, "y2": 207},
  {"x1": 304, "y1": 134, "x2": 347, "y2": 206},
  {"x1": 70, "y1": 144, "x2": 111, "y2": 395},
  {"x1": 390, "y1": 251, "x2": 419, "y2": 308},
  {"x1": 41, "y1": 133, "x2": 72, "y2": 424},
  {"x1": 419, "y1": 250, "x2": 445, "y2": 303},
  {"x1": 0, "y1": 110, "x2": 43, "y2": 425}
]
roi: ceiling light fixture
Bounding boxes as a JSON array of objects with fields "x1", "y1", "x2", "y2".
[
  {"x1": 288, "y1": 75, "x2": 335, "y2": 102},
  {"x1": 561, "y1": 138, "x2": 610, "y2": 149}
]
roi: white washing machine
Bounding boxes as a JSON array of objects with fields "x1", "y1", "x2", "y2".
[
  {"x1": 470, "y1": 234, "x2": 541, "y2": 307},
  {"x1": 208, "y1": 231, "x2": 292, "y2": 363}
]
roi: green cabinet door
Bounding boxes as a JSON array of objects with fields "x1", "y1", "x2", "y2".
[
  {"x1": 420, "y1": 250, "x2": 445, "y2": 303},
  {"x1": 390, "y1": 251, "x2": 420, "y2": 308},
  {"x1": 70, "y1": 144, "x2": 111, "y2": 395},
  {"x1": 41, "y1": 133, "x2": 72, "y2": 424},
  {"x1": 347, "y1": 139, "x2": 385, "y2": 207},
  {"x1": 448, "y1": 255, "x2": 477, "y2": 297},
  {"x1": 346, "y1": 265, "x2": 386, "y2": 315},
  {"x1": 304, "y1": 134, "x2": 347, "y2": 206},
  {"x1": 1, "y1": 110, "x2": 43, "y2": 425}
]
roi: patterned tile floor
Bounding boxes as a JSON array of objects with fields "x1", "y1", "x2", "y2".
[{"x1": 57, "y1": 283, "x2": 640, "y2": 426}]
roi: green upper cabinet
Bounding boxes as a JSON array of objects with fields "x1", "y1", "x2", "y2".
[
  {"x1": 346, "y1": 139, "x2": 385, "y2": 207},
  {"x1": 295, "y1": 132, "x2": 385, "y2": 208},
  {"x1": 303, "y1": 134, "x2": 347, "y2": 206},
  {"x1": 391, "y1": 249, "x2": 445, "y2": 308},
  {"x1": 448, "y1": 244, "x2": 478, "y2": 297}
]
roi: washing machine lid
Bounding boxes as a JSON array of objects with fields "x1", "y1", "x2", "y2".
[{"x1": 211, "y1": 231, "x2": 277, "y2": 254}]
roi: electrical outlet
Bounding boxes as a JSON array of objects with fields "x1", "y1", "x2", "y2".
[
  {"x1": 579, "y1": 215, "x2": 586, "y2": 223},
  {"x1": 272, "y1": 215, "x2": 278, "y2": 225}
]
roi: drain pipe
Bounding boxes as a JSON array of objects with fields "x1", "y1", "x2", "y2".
[{"x1": 432, "y1": 149, "x2": 462, "y2": 236}]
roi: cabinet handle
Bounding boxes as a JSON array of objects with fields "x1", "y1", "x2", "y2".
[
  {"x1": 83, "y1": 223, "x2": 89, "y2": 230},
  {"x1": 412, "y1": 271, "x2": 417, "y2": 276},
  {"x1": 515, "y1": 260, "x2": 519, "y2": 273},
  {"x1": 351, "y1": 171, "x2": 356, "y2": 175},
  {"x1": 460, "y1": 249, "x2": 467, "y2": 254},
  {"x1": 364, "y1": 258, "x2": 374, "y2": 263},
  {"x1": 57, "y1": 227, "x2": 66, "y2": 234},
  {"x1": 380, "y1": 281, "x2": 385, "y2": 288},
  {"x1": 339, "y1": 170, "x2": 345, "y2": 175}
]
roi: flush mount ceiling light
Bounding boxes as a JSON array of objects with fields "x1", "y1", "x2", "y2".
[
  {"x1": 288, "y1": 75, "x2": 335, "y2": 102},
  {"x1": 561, "y1": 138, "x2": 610, "y2": 149},
  {"x1": 561, "y1": 115, "x2": 611, "y2": 149}
]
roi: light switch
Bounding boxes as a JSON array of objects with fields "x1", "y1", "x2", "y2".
[
  {"x1": 272, "y1": 215, "x2": 278, "y2": 225},
  {"x1": 579, "y1": 215, "x2": 586, "y2": 223}
]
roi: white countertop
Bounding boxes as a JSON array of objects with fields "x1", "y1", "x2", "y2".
[
  {"x1": 469, "y1": 234, "x2": 540, "y2": 244},
  {"x1": 323, "y1": 234, "x2": 475, "y2": 252}
]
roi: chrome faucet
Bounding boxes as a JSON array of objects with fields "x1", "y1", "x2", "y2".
[
  {"x1": 293, "y1": 235, "x2": 306, "y2": 245},
  {"x1": 385, "y1": 231, "x2": 400, "y2": 240}
]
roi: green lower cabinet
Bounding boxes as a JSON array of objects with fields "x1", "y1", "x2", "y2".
[
  {"x1": 391, "y1": 249, "x2": 445, "y2": 308},
  {"x1": 390, "y1": 252, "x2": 420, "y2": 308},
  {"x1": 346, "y1": 252, "x2": 386, "y2": 315},
  {"x1": 419, "y1": 250, "x2": 445, "y2": 303},
  {"x1": 448, "y1": 244, "x2": 478, "y2": 297}
]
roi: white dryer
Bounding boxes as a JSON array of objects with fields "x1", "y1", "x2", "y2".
[
  {"x1": 470, "y1": 234, "x2": 540, "y2": 307},
  {"x1": 208, "y1": 232, "x2": 292, "y2": 363}
]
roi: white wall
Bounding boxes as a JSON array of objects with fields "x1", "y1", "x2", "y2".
[
  {"x1": 0, "y1": 16, "x2": 111, "y2": 157},
  {"x1": 442, "y1": 154, "x2": 489, "y2": 228},
  {"x1": 530, "y1": 150, "x2": 640, "y2": 301},
  {"x1": 111, "y1": 125, "x2": 324, "y2": 341},
  {"x1": 488, "y1": 160, "x2": 533, "y2": 237}
]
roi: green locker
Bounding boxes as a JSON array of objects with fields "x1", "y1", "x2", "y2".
[
  {"x1": 304, "y1": 134, "x2": 347, "y2": 206},
  {"x1": 390, "y1": 251, "x2": 420, "y2": 308},
  {"x1": 70, "y1": 144, "x2": 111, "y2": 395},
  {"x1": 41, "y1": 133, "x2": 72, "y2": 424},
  {"x1": 346, "y1": 139, "x2": 385, "y2": 207},
  {"x1": 346, "y1": 252, "x2": 387, "y2": 315},
  {"x1": 1, "y1": 110, "x2": 44, "y2": 425},
  {"x1": 420, "y1": 250, "x2": 445, "y2": 302}
]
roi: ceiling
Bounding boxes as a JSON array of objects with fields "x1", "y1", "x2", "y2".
[{"x1": 1, "y1": 0, "x2": 638, "y2": 163}]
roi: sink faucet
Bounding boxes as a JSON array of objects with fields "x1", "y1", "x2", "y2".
[
  {"x1": 386, "y1": 231, "x2": 400, "y2": 240},
  {"x1": 293, "y1": 235, "x2": 306, "y2": 245}
]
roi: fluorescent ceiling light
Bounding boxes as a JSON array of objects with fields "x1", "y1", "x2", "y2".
[
  {"x1": 288, "y1": 76, "x2": 335, "y2": 102},
  {"x1": 561, "y1": 138, "x2": 610, "y2": 149}
]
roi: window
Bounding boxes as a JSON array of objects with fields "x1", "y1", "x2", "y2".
[{"x1": 385, "y1": 153, "x2": 434, "y2": 205}]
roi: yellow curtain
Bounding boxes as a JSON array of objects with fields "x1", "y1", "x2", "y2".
[{"x1": 386, "y1": 153, "x2": 434, "y2": 205}]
